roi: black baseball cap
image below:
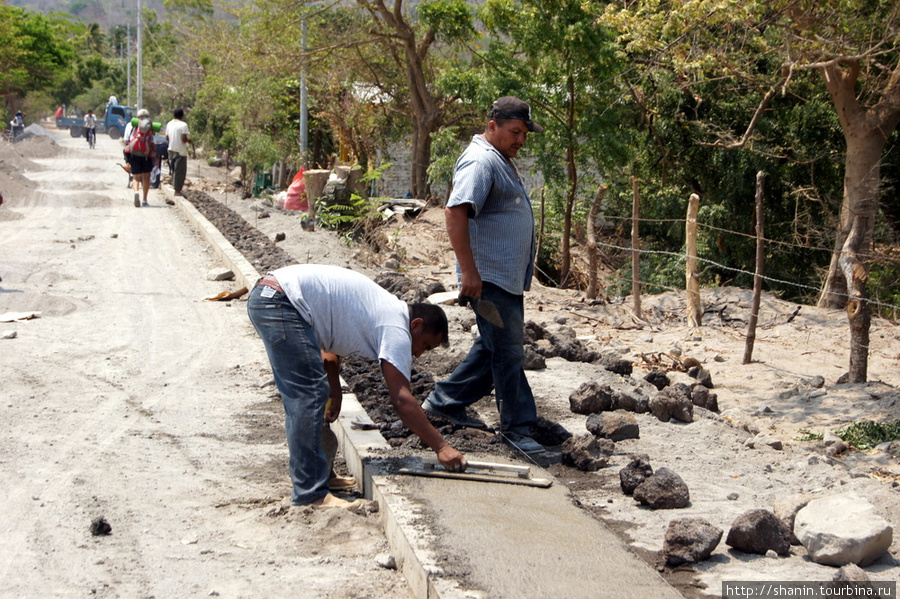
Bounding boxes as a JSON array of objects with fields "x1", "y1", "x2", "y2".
[{"x1": 488, "y1": 96, "x2": 543, "y2": 133}]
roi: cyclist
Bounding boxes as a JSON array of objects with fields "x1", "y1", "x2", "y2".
[{"x1": 83, "y1": 110, "x2": 97, "y2": 149}]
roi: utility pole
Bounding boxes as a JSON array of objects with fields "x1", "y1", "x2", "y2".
[
  {"x1": 136, "y1": 0, "x2": 143, "y2": 110},
  {"x1": 126, "y1": 25, "x2": 132, "y2": 107},
  {"x1": 300, "y1": 15, "x2": 308, "y2": 167}
]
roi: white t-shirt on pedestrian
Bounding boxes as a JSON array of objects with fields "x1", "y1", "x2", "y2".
[
  {"x1": 166, "y1": 119, "x2": 190, "y2": 154},
  {"x1": 271, "y1": 264, "x2": 414, "y2": 380}
]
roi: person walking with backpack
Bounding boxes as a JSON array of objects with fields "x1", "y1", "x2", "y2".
[
  {"x1": 124, "y1": 109, "x2": 158, "y2": 207},
  {"x1": 165, "y1": 108, "x2": 192, "y2": 197}
]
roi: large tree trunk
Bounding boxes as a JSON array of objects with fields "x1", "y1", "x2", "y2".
[
  {"x1": 361, "y1": 0, "x2": 442, "y2": 199},
  {"x1": 841, "y1": 213, "x2": 871, "y2": 382},
  {"x1": 817, "y1": 61, "x2": 900, "y2": 308},
  {"x1": 816, "y1": 60, "x2": 900, "y2": 381}
]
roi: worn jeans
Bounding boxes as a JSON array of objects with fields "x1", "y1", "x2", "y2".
[
  {"x1": 427, "y1": 282, "x2": 537, "y2": 435},
  {"x1": 247, "y1": 284, "x2": 329, "y2": 505}
]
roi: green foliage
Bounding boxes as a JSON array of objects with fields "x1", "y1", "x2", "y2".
[
  {"x1": 236, "y1": 129, "x2": 280, "y2": 177},
  {"x1": 416, "y1": 0, "x2": 476, "y2": 43},
  {"x1": 836, "y1": 420, "x2": 900, "y2": 450},
  {"x1": 0, "y1": 6, "x2": 77, "y2": 105},
  {"x1": 315, "y1": 192, "x2": 379, "y2": 234},
  {"x1": 795, "y1": 430, "x2": 824, "y2": 442},
  {"x1": 427, "y1": 128, "x2": 465, "y2": 201}
]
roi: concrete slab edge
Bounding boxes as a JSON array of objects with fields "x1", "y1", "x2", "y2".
[{"x1": 333, "y1": 393, "x2": 475, "y2": 599}]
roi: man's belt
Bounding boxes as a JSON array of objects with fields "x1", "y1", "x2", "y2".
[{"x1": 257, "y1": 274, "x2": 284, "y2": 293}]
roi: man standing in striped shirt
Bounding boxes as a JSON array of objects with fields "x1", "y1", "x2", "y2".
[{"x1": 423, "y1": 96, "x2": 551, "y2": 457}]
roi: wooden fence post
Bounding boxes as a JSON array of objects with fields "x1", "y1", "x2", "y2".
[
  {"x1": 743, "y1": 172, "x2": 766, "y2": 364},
  {"x1": 685, "y1": 193, "x2": 702, "y2": 328},
  {"x1": 631, "y1": 176, "x2": 641, "y2": 319},
  {"x1": 585, "y1": 185, "x2": 608, "y2": 299}
]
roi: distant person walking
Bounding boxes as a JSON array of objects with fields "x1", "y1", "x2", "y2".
[
  {"x1": 164, "y1": 108, "x2": 192, "y2": 196},
  {"x1": 11, "y1": 112, "x2": 25, "y2": 139},
  {"x1": 123, "y1": 109, "x2": 158, "y2": 207},
  {"x1": 83, "y1": 110, "x2": 97, "y2": 149}
]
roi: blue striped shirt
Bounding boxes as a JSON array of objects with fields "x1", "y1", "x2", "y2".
[{"x1": 447, "y1": 135, "x2": 535, "y2": 295}]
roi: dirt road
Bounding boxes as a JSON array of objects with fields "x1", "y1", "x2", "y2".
[{"x1": 0, "y1": 132, "x2": 407, "y2": 598}]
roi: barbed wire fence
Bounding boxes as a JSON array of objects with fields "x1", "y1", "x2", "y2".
[{"x1": 533, "y1": 183, "x2": 900, "y2": 323}]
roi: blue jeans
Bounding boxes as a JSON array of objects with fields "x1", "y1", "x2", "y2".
[
  {"x1": 428, "y1": 282, "x2": 537, "y2": 435},
  {"x1": 247, "y1": 284, "x2": 329, "y2": 505}
]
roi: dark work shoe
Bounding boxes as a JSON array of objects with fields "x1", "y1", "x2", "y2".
[
  {"x1": 501, "y1": 432, "x2": 546, "y2": 454},
  {"x1": 421, "y1": 399, "x2": 490, "y2": 430},
  {"x1": 501, "y1": 432, "x2": 562, "y2": 465}
]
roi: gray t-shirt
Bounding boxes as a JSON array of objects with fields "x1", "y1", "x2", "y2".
[
  {"x1": 446, "y1": 135, "x2": 535, "y2": 295},
  {"x1": 271, "y1": 264, "x2": 413, "y2": 379}
]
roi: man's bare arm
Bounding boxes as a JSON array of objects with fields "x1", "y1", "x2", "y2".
[
  {"x1": 381, "y1": 360, "x2": 466, "y2": 471},
  {"x1": 445, "y1": 204, "x2": 482, "y2": 298}
]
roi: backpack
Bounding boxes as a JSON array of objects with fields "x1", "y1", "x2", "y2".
[{"x1": 126, "y1": 118, "x2": 154, "y2": 157}]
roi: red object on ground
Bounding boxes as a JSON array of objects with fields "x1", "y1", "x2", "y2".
[{"x1": 284, "y1": 168, "x2": 308, "y2": 211}]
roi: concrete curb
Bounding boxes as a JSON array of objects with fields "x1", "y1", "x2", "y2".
[{"x1": 164, "y1": 184, "x2": 260, "y2": 288}]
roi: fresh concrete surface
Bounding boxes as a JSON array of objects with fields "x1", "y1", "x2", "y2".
[{"x1": 169, "y1": 182, "x2": 682, "y2": 599}]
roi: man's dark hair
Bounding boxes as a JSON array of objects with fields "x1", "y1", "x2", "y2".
[
  {"x1": 173, "y1": 107, "x2": 185, "y2": 119},
  {"x1": 409, "y1": 303, "x2": 449, "y2": 347}
]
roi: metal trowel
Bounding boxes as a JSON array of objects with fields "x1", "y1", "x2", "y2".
[
  {"x1": 459, "y1": 295, "x2": 505, "y2": 328},
  {"x1": 399, "y1": 457, "x2": 552, "y2": 488}
]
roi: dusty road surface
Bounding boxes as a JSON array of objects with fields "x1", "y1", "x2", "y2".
[{"x1": 0, "y1": 132, "x2": 407, "y2": 598}]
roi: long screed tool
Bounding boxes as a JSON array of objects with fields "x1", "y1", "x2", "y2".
[{"x1": 399, "y1": 456, "x2": 552, "y2": 488}]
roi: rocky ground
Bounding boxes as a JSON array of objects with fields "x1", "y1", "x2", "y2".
[{"x1": 178, "y1": 162, "x2": 900, "y2": 596}]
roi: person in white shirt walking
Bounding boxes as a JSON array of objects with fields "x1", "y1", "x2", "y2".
[
  {"x1": 165, "y1": 108, "x2": 192, "y2": 196},
  {"x1": 83, "y1": 110, "x2": 97, "y2": 149}
]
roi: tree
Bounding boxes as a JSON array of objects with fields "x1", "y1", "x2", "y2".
[
  {"x1": 355, "y1": 0, "x2": 475, "y2": 198},
  {"x1": 598, "y1": 0, "x2": 900, "y2": 382},
  {"x1": 0, "y1": 6, "x2": 75, "y2": 107}
]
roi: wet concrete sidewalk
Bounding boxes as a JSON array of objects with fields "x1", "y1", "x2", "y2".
[
  {"x1": 170, "y1": 187, "x2": 682, "y2": 599},
  {"x1": 336, "y1": 393, "x2": 683, "y2": 599}
]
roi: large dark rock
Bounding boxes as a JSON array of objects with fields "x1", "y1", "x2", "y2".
[
  {"x1": 726, "y1": 509, "x2": 792, "y2": 555},
  {"x1": 633, "y1": 467, "x2": 690, "y2": 509},
  {"x1": 649, "y1": 383, "x2": 694, "y2": 423},
  {"x1": 644, "y1": 370, "x2": 670, "y2": 391},
  {"x1": 687, "y1": 365, "x2": 714, "y2": 389},
  {"x1": 664, "y1": 517, "x2": 723, "y2": 566},
  {"x1": 620, "y1": 455, "x2": 653, "y2": 496},
  {"x1": 586, "y1": 410, "x2": 639, "y2": 441},
  {"x1": 561, "y1": 435, "x2": 614, "y2": 471},
  {"x1": 691, "y1": 385, "x2": 719, "y2": 412},
  {"x1": 600, "y1": 353, "x2": 633, "y2": 376},
  {"x1": 569, "y1": 381, "x2": 614, "y2": 414}
]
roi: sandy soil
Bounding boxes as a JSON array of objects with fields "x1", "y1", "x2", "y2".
[{"x1": 3, "y1": 125, "x2": 900, "y2": 598}]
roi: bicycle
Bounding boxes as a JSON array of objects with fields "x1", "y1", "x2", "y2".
[{"x1": 86, "y1": 127, "x2": 96, "y2": 149}]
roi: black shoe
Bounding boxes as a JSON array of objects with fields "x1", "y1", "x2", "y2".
[{"x1": 421, "y1": 399, "x2": 490, "y2": 430}]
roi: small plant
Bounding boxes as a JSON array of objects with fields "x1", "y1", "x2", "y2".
[
  {"x1": 795, "y1": 429, "x2": 824, "y2": 442},
  {"x1": 835, "y1": 419, "x2": 900, "y2": 450},
  {"x1": 316, "y1": 192, "x2": 378, "y2": 232}
]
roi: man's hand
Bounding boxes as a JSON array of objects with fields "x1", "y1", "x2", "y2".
[
  {"x1": 324, "y1": 396, "x2": 342, "y2": 423},
  {"x1": 436, "y1": 445, "x2": 467, "y2": 473}
]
